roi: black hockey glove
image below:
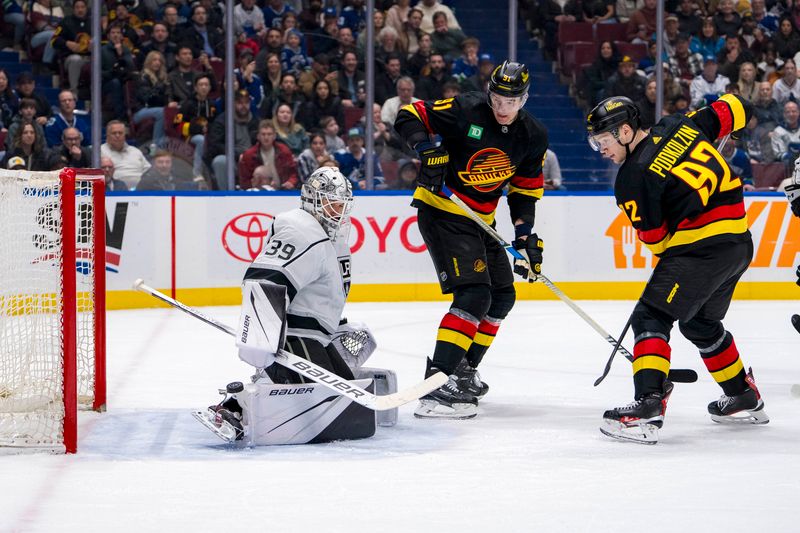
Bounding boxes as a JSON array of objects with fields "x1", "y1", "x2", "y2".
[
  {"x1": 415, "y1": 142, "x2": 449, "y2": 193},
  {"x1": 512, "y1": 233, "x2": 544, "y2": 281}
]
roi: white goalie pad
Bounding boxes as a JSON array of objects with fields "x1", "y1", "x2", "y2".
[
  {"x1": 330, "y1": 320, "x2": 377, "y2": 370},
  {"x1": 354, "y1": 367, "x2": 398, "y2": 427},
  {"x1": 236, "y1": 281, "x2": 288, "y2": 368}
]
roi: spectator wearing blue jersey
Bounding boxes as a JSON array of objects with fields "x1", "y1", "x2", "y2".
[
  {"x1": 263, "y1": 0, "x2": 293, "y2": 29},
  {"x1": 340, "y1": 0, "x2": 366, "y2": 37},
  {"x1": 45, "y1": 90, "x2": 91, "y2": 148},
  {"x1": 334, "y1": 126, "x2": 385, "y2": 190},
  {"x1": 281, "y1": 29, "x2": 311, "y2": 77},
  {"x1": 451, "y1": 38, "x2": 480, "y2": 82}
]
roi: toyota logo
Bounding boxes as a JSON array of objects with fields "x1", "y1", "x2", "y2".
[{"x1": 222, "y1": 212, "x2": 275, "y2": 262}]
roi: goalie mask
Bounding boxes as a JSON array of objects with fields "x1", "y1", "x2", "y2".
[{"x1": 301, "y1": 167, "x2": 354, "y2": 241}]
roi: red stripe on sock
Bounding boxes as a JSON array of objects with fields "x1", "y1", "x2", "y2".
[
  {"x1": 633, "y1": 337, "x2": 671, "y2": 360},
  {"x1": 477, "y1": 319, "x2": 500, "y2": 336},
  {"x1": 439, "y1": 313, "x2": 479, "y2": 336},
  {"x1": 703, "y1": 340, "x2": 740, "y2": 372}
]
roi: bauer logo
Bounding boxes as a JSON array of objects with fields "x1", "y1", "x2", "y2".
[
  {"x1": 222, "y1": 212, "x2": 275, "y2": 262},
  {"x1": 268, "y1": 387, "x2": 314, "y2": 396}
]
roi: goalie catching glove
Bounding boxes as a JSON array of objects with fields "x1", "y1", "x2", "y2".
[
  {"x1": 512, "y1": 228, "x2": 543, "y2": 281},
  {"x1": 786, "y1": 158, "x2": 800, "y2": 218},
  {"x1": 414, "y1": 142, "x2": 449, "y2": 193}
]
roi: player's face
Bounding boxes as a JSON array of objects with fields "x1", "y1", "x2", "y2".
[
  {"x1": 589, "y1": 131, "x2": 626, "y2": 163},
  {"x1": 489, "y1": 92, "x2": 526, "y2": 125}
]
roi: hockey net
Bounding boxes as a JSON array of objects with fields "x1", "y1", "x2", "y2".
[{"x1": 0, "y1": 168, "x2": 106, "y2": 453}]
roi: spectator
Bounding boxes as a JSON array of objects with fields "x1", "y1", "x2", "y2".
[
  {"x1": 256, "y1": 28, "x2": 285, "y2": 64},
  {"x1": 100, "y1": 121, "x2": 151, "y2": 188},
  {"x1": 714, "y1": 0, "x2": 742, "y2": 37},
  {"x1": 160, "y1": 3, "x2": 184, "y2": 42},
  {"x1": 737, "y1": 62, "x2": 759, "y2": 101},
  {"x1": 375, "y1": 26, "x2": 405, "y2": 72},
  {"x1": 281, "y1": 29, "x2": 311, "y2": 77},
  {"x1": 758, "y1": 44, "x2": 784, "y2": 82},
  {"x1": 386, "y1": 0, "x2": 412, "y2": 34},
  {"x1": 566, "y1": 0, "x2": 616, "y2": 24},
  {"x1": 451, "y1": 38, "x2": 481, "y2": 82},
  {"x1": 110, "y1": 1, "x2": 144, "y2": 52},
  {"x1": 397, "y1": 7, "x2": 423, "y2": 56},
  {"x1": 53, "y1": 127, "x2": 91, "y2": 168},
  {"x1": 0, "y1": 69, "x2": 18, "y2": 130},
  {"x1": 297, "y1": 0, "x2": 323, "y2": 32},
  {"x1": 205, "y1": 90, "x2": 259, "y2": 189},
  {"x1": 2, "y1": 0, "x2": 25, "y2": 54},
  {"x1": 138, "y1": 150, "x2": 198, "y2": 190},
  {"x1": 238, "y1": 120, "x2": 298, "y2": 190},
  {"x1": 626, "y1": 0, "x2": 657, "y2": 41},
  {"x1": 740, "y1": 13, "x2": 764, "y2": 58},
  {"x1": 417, "y1": 0, "x2": 461, "y2": 35},
  {"x1": 336, "y1": 50, "x2": 365, "y2": 107},
  {"x1": 139, "y1": 22, "x2": 178, "y2": 72},
  {"x1": 308, "y1": 7, "x2": 341, "y2": 56},
  {"x1": 234, "y1": 0, "x2": 267, "y2": 40},
  {"x1": 29, "y1": 0, "x2": 64, "y2": 68},
  {"x1": 272, "y1": 102, "x2": 308, "y2": 156},
  {"x1": 14, "y1": 73, "x2": 50, "y2": 126},
  {"x1": 416, "y1": 53, "x2": 455, "y2": 100},
  {"x1": 2, "y1": 120, "x2": 50, "y2": 171},
  {"x1": 235, "y1": 49, "x2": 265, "y2": 112},
  {"x1": 719, "y1": 140, "x2": 754, "y2": 190},
  {"x1": 257, "y1": 52, "x2": 284, "y2": 101},
  {"x1": 356, "y1": 9, "x2": 386, "y2": 59},
  {"x1": 689, "y1": 56, "x2": 730, "y2": 108},
  {"x1": 45, "y1": 90, "x2": 90, "y2": 148},
  {"x1": 605, "y1": 55, "x2": 647, "y2": 102},
  {"x1": 615, "y1": 0, "x2": 643, "y2": 25},
  {"x1": 543, "y1": 148, "x2": 564, "y2": 190},
  {"x1": 101, "y1": 157, "x2": 128, "y2": 191},
  {"x1": 539, "y1": 0, "x2": 575, "y2": 61},
  {"x1": 430, "y1": 11, "x2": 466, "y2": 63},
  {"x1": 341, "y1": 0, "x2": 367, "y2": 36},
  {"x1": 676, "y1": 0, "x2": 701, "y2": 37},
  {"x1": 299, "y1": 53, "x2": 339, "y2": 100},
  {"x1": 774, "y1": 17, "x2": 800, "y2": 60},
  {"x1": 580, "y1": 41, "x2": 620, "y2": 106},
  {"x1": 133, "y1": 51, "x2": 178, "y2": 148},
  {"x1": 394, "y1": 159, "x2": 419, "y2": 189},
  {"x1": 179, "y1": 4, "x2": 224, "y2": 59},
  {"x1": 263, "y1": 0, "x2": 293, "y2": 30},
  {"x1": 261, "y1": 72, "x2": 306, "y2": 119},
  {"x1": 753, "y1": 80, "x2": 783, "y2": 129},
  {"x1": 329, "y1": 26, "x2": 356, "y2": 70},
  {"x1": 101, "y1": 23, "x2": 137, "y2": 122},
  {"x1": 321, "y1": 115, "x2": 345, "y2": 152},
  {"x1": 772, "y1": 101, "x2": 800, "y2": 164},
  {"x1": 740, "y1": 115, "x2": 776, "y2": 163},
  {"x1": 751, "y1": 0, "x2": 778, "y2": 37},
  {"x1": 690, "y1": 17, "x2": 725, "y2": 58},
  {"x1": 334, "y1": 126, "x2": 384, "y2": 189},
  {"x1": 176, "y1": 73, "x2": 218, "y2": 177},
  {"x1": 381, "y1": 77, "x2": 419, "y2": 124},
  {"x1": 668, "y1": 34, "x2": 703, "y2": 96},
  {"x1": 169, "y1": 46, "x2": 215, "y2": 105},
  {"x1": 365, "y1": 102, "x2": 413, "y2": 162},
  {"x1": 462, "y1": 53, "x2": 495, "y2": 93},
  {"x1": 5, "y1": 99, "x2": 44, "y2": 151},
  {"x1": 51, "y1": 0, "x2": 91, "y2": 94},
  {"x1": 297, "y1": 131, "x2": 331, "y2": 184},
  {"x1": 407, "y1": 32, "x2": 433, "y2": 78},
  {"x1": 773, "y1": 59, "x2": 800, "y2": 104},
  {"x1": 717, "y1": 33, "x2": 754, "y2": 83},
  {"x1": 375, "y1": 54, "x2": 403, "y2": 105},
  {"x1": 299, "y1": 79, "x2": 344, "y2": 131},
  {"x1": 637, "y1": 79, "x2": 659, "y2": 129}
]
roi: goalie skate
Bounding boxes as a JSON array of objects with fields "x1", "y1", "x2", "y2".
[
  {"x1": 708, "y1": 369, "x2": 769, "y2": 425},
  {"x1": 600, "y1": 381, "x2": 673, "y2": 445},
  {"x1": 192, "y1": 409, "x2": 244, "y2": 443}
]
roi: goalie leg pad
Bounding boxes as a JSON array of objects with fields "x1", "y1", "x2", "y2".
[
  {"x1": 236, "y1": 280, "x2": 288, "y2": 369},
  {"x1": 355, "y1": 367, "x2": 398, "y2": 427}
]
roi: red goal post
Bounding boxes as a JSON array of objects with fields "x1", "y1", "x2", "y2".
[{"x1": 0, "y1": 168, "x2": 106, "y2": 454}]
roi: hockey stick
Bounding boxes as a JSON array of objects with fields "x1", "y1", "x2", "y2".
[
  {"x1": 439, "y1": 185, "x2": 698, "y2": 384},
  {"x1": 132, "y1": 279, "x2": 447, "y2": 411}
]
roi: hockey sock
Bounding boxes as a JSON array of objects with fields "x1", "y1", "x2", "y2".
[
  {"x1": 432, "y1": 311, "x2": 479, "y2": 375},
  {"x1": 465, "y1": 316, "x2": 502, "y2": 367},
  {"x1": 700, "y1": 331, "x2": 747, "y2": 396},
  {"x1": 632, "y1": 335, "x2": 671, "y2": 398}
]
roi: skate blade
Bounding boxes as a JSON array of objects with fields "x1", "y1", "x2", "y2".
[
  {"x1": 710, "y1": 406, "x2": 770, "y2": 425},
  {"x1": 413, "y1": 399, "x2": 477, "y2": 420},
  {"x1": 600, "y1": 419, "x2": 659, "y2": 445},
  {"x1": 192, "y1": 410, "x2": 240, "y2": 442}
]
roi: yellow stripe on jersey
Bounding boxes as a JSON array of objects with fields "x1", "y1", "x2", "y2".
[
  {"x1": 437, "y1": 328, "x2": 474, "y2": 351},
  {"x1": 641, "y1": 217, "x2": 749, "y2": 255},
  {"x1": 632, "y1": 355, "x2": 671, "y2": 375},
  {"x1": 508, "y1": 184, "x2": 544, "y2": 199},
  {"x1": 413, "y1": 187, "x2": 496, "y2": 224},
  {"x1": 718, "y1": 94, "x2": 747, "y2": 131},
  {"x1": 710, "y1": 358, "x2": 744, "y2": 383}
]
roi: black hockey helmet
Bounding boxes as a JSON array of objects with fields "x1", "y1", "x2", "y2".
[
  {"x1": 488, "y1": 61, "x2": 530, "y2": 98},
  {"x1": 586, "y1": 96, "x2": 640, "y2": 137}
]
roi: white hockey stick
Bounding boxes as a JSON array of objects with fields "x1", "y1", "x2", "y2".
[
  {"x1": 133, "y1": 279, "x2": 447, "y2": 410},
  {"x1": 438, "y1": 186, "x2": 700, "y2": 383}
]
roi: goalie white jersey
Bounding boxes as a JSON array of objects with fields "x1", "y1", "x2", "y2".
[{"x1": 244, "y1": 208, "x2": 351, "y2": 345}]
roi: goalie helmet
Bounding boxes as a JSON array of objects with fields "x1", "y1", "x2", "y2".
[{"x1": 301, "y1": 167, "x2": 353, "y2": 241}]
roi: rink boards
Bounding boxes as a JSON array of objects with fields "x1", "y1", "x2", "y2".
[{"x1": 101, "y1": 192, "x2": 799, "y2": 308}]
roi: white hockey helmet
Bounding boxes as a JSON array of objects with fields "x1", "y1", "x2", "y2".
[{"x1": 301, "y1": 167, "x2": 353, "y2": 241}]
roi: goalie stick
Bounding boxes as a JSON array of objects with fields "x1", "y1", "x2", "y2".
[
  {"x1": 132, "y1": 279, "x2": 447, "y2": 410},
  {"x1": 439, "y1": 185, "x2": 699, "y2": 385}
]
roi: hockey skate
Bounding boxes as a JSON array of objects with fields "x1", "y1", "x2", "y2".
[
  {"x1": 600, "y1": 381, "x2": 674, "y2": 445},
  {"x1": 454, "y1": 359, "x2": 489, "y2": 399},
  {"x1": 708, "y1": 369, "x2": 769, "y2": 425},
  {"x1": 414, "y1": 359, "x2": 478, "y2": 419},
  {"x1": 193, "y1": 385, "x2": 246, "y2": 443}
]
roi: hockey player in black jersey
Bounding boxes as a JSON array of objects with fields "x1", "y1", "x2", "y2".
[
  {"x1": 586, "y1": 94, "x2": 769, "y2": 444},
  {"x1": 394, "y1": 61, "x2": 549, "y2": 419}
]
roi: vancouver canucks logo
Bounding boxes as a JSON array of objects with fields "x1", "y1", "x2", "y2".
[{"x1": 457, "y1": 148, "x2": 516, "y2": 192}]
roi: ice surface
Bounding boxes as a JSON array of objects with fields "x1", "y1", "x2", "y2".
[{"x1": 2, "y1": 300, "x2": 799, "y2": 532}]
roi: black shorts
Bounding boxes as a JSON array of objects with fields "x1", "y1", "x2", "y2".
[
  {"x1": 641, "y1": 239, "x2": 754, "y2": 322},
  {"x1": 267, "y1": 336, "x2": 355, "y2": 384},
  {"x1": 417, "y1": 205, "x2": 514, "y2": 294}
]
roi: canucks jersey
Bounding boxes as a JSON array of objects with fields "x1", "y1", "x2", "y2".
[
  {"x1": 615, "y1": 94, "x2": 753, "y2": 257},
  {"x1": 243, "y1": 209, "x2": 351, "y2": 345},
  {"x1": 394, "y1": 91, "x2": 548, "y2": 225}
]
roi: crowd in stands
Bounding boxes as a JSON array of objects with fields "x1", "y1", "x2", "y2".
[
  {"x1": 524, "y1": 0, "x2": 800, "y2": 189},
  {"x1": 0, "y1": 0, "x2": 564, "y2": 192}
]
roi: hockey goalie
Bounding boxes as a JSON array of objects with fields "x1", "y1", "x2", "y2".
[{"x1": 194, "y1": 167, "x2": 398, "y2": 445}]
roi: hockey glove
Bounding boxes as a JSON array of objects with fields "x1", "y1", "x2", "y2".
[
  {"x1": 512, "y1": 233, "x2": 544, "y2": 281},
  {"x1": 415, "y1": 142, "x2": 449, "y2": 193},
  {"x1": 785, "y1": 158, "x2": 800, "y2": 217}
]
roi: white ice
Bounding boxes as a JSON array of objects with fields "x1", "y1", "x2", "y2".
[{"x1": 2, "y1": 300, "x2": 799, "y2": 533}]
